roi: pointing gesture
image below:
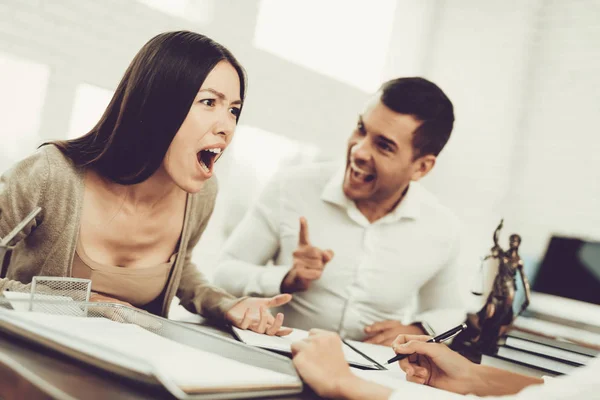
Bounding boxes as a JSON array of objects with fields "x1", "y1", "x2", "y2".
[
  {"x1": 281, "y1": 217, "x2": 334, "y2": 293},
  {"x1": 298, "y1": 216, "x2": 311, "y2": 246}
]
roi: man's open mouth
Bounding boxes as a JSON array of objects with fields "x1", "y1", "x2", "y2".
[
  {"x1": 350, "y1": 161, "x2": 376, "y2": 183},
  {"x1": 197, "y1": 148, "x2": 221, "y2": 174}
]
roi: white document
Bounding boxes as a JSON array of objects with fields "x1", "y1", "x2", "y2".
[
  {"x1": 344, "y1": 340, "x2": 396, "y2": 365},
  {"x1": 351, "y1": 368, "x2": 406, "y2": 388},
  {"x1": 343, "y1": 339, "x2": 409, "y2": 378},
  {"x1": 347, "y1": 340, "x2": 408, "y2": 383},
  {"x1": 2, "y1": 312, "x2": 301, "y2": 394},
  {"x1": 231, "y1": 326, "x2": 382, "y2": 369}
]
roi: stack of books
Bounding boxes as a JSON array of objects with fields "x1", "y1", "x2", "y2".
[{"x1": 496, "y1": 329, "x2": 599, "y2": 375}]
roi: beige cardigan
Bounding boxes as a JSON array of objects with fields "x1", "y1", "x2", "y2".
[{"x1": 0, "y1": 145, "x2": 240, "y2": 320}]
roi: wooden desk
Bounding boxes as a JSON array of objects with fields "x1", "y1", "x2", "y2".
[
  {"x1": 0, "y1": 311, "x2": 320, "y2": 400},
  {"x1": 0, "y1": 304, "x2": 548, "y2": 400},
  {"x1": 0, "y1": 330, "x2": 173, "y2": 400}
]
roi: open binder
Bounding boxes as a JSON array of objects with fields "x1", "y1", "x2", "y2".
[{"x1": 0, "y1": 298, "x2": 303, "y2": 399}]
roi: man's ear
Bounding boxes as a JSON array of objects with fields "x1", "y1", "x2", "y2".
[{"x1": 411, "y1": 155, "x2": 436, "y2": 181}]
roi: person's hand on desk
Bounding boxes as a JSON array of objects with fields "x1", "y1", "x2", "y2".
[
  {"x1": 363, "y1": 320, "x2": 424, "y2": 345},
  {"x1": 291, "y1": 329, "x2": 393, "y2": 399},
  {"x1": 391, "y1": 334, "x2": 474, "y2": 393},
  {"x1": 226, "y1": 294, "x2": 294, "y2": 336},
  {"x1": 392, "y1": 334, "x2": 544, "y2": 396},
  {"x1": 281, "y1": 217, "x2": 334, "y2": 294}
]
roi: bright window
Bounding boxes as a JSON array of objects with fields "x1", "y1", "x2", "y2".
[
  {"x1": 254, "y1": 0, "x2": 397, "y2": 92},
  {"x1": 67, "y1": 83, "x2": 113, "y2": 140},
  {"x1": 136, "y1": 0, "x2": 214, "y2": 24},
  {"x1": 225, "y1": 125, "x2": 320, "y2": 188},
  {"x1": 0, "y1": 52, "x2": 50, "y2": 171}
]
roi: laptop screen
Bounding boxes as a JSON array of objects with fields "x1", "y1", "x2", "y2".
[{"x1": 531, "y1": 236, "x2": 600, "y2": 306}]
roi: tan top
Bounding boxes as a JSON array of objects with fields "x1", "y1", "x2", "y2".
[
  {"x1": 72, "y1": 238, "x2": 176, "y2": 307},
  {"x1": 0, "y1": 145, "x2": 243, "y2": 321}
]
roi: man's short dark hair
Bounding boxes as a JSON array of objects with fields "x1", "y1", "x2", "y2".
[{"x1": 380, "y1": 77, "x2": 454, "y2": 159}]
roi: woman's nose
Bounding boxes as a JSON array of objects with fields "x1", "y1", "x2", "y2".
[{"x1": 215, "y1": 111, "x2": 236, "y2": 138}]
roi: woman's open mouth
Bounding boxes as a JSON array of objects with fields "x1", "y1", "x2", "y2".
[{"x1": 197, "y1": 147, "x2": 221, "y2": 175}]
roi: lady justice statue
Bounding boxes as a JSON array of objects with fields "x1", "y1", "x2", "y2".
[{"x1": 451, "y1": 220, "x2": 532, "y2": 362}]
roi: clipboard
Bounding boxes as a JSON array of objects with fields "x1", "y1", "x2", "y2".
[
  {"x1": 231, "y1": 326, "x2": 387, "y2": 370},
  {"x1": 0, "y1": 299, "x2": 303, "y2": 399}
]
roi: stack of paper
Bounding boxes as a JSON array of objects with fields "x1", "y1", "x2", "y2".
[
  {"x1": 1, "y1": 312, "x2": 301, "y2": 395},
  {"x1": 504, "y1": 336, "x2": 594, "y2": 366}
]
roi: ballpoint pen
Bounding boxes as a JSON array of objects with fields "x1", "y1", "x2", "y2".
[{"x1": 387, "y1": 322, "x2": 467, "y2": 364}]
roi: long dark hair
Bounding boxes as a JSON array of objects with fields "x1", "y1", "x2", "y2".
[{"x1": 47, "y1": 31, "x2": 246, "y2": 184}]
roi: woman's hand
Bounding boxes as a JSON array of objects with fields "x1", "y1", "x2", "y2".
[
  {"x1": 392, "y1": 334, "x2": 477, "y2": 394},
  {"x1": 225, "y1": 294, "x2": 293, "y2": 336}
]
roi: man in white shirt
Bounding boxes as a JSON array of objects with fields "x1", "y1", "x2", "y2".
[
  {"x1": 290, "y1": 329, "x2": 599, "y2": 400},
  {"x1": 214, "y1": 77, "x2": 466, "y2": 343}
]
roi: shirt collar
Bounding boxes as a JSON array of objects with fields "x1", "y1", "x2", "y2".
[{"x1": 321, "y1": 166, "x2": 421, "y2": 223}]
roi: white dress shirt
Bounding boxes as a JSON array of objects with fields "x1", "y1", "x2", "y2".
[
  {"x1": 214, "y1": 162, "x2": 467, "y2": 339},
  {"x1": 387, "y1": 356, "x2": 600, "y2": 399}
]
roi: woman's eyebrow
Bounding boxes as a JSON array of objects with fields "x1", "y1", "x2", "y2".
[{"x1": 198, "y1": 88, "x2": 242, "y2": 105}]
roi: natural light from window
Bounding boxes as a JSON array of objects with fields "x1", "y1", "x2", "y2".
[
  {"x1": 136, "y1": 0, "x2": 214, "y2": 24},
  {"x1": 0, "y1": 52, "x2": 50, "y2": 172},
  {"x1": 67, "y1": 83, "x2": 114, "y2": 140},
  {"x1": 215, "y1": 124, "x2": 322, "y2": 241},
  {"x1": 226, "y1": 125, "x2": 320, "y2": 189},
  {"x1": 253, "y1": 0, "x2": 397, "y2": 92}
]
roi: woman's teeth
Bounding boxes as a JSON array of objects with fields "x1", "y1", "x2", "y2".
[
  {"x1": 197, "y1": 148, "x2": 222, "y2": 174},
  {"x1": 199, "y1": 160, "x2": 210, "y2": 173}
]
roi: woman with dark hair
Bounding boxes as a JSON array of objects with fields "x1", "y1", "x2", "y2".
[{"x1": 0, "y1": 31, "x2": 292, "y2": 335}]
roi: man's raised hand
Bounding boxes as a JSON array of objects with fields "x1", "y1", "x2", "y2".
[{"x1": 281, "y1": 217, "x2": 334, "y2": 293}]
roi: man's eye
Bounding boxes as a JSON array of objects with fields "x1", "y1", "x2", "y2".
[
  {"x1": 200, "y1": 99, "x2": 216, "y2": 107},
  {"x1": 379, "y1": 142, "x2": 392, "y2": 151},
  {"x1": 230, "y1": 107, "x2": 241, "y2": 117},
  {"x1": 356, "y1": 123, "x2": 366, "y2": 134}
]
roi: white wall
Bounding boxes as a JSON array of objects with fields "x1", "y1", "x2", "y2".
[
  {"x1": 506, "y1": 0, "x2": 600, "y2": 259},
  {"x1": 417, "y1": 0, "x2": 544, "y2": 272},
  {"x1": 1, "y1": 0, "x2": 598, "y2": 289}
]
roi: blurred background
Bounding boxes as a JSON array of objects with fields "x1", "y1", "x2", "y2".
[{"x1": 0, "y1": 0, "x2": 599, "y2": 296}]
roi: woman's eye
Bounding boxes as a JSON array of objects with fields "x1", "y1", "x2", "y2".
[
  {"x1": 200, "y1": 99, "x2": 216, "y2": 107},
  {"x1": 230, "y1": 107, "x2": 241, "y2": 117}
]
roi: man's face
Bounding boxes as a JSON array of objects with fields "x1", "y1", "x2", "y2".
[{"x1": 342, "y1": 100, "x2": 428, "y2": 205}]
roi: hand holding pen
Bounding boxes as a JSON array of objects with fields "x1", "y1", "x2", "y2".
[
  {"x1": 389, "y1": 323, "x2": 493, "y2": 392},
  {"x1": 387, "y1": 323, "x2": 467, "y2": 364}
]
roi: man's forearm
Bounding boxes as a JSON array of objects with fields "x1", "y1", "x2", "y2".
[{"x1": 470, "y1": 364, "x2": 544, "y2": 396}]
